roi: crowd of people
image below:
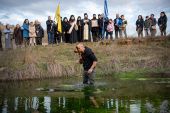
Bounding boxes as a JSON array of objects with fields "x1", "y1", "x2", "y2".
[
  {"x1": 0, "y1": 11, "x2": 168, "y2": 50},
  {"x1": 136, "y1": 12, "x2": 167, "y2": 37},
  {"x1": 47, "y1": 13, "x2": 128, "y2": 44},
  {"x1": 0, "y1": 19, "x2": 44, "y2": 49}
]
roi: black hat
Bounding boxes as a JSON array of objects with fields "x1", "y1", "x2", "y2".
[{"x1": 151, "y1": 14, "x2": 154, "y2": 16}]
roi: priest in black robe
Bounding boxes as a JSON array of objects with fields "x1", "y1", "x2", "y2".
[
  {"x1": 68, "y1": 15, "x2": 78, "y2": 43},
  {"x1": 77, "y1": 16, "x2": 83, "y2": 42},
  {"x1": 82, "y1": 13, "x2": 91, "y2": 42},
  {"x1": 62, "y1": 17, "x2": 70, "y2": 43}
]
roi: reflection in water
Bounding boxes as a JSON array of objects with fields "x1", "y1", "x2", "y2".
[
  {"x1": 58, "y1": 97, "x2": 66, "y2": 108},
  {"x1": 0, "y1": 78, "x2": 170, "y2": 113},
  {"x1": 44, "y1": 96, "x2": 51, "y2": 113},
  {"x1": 32, "y1": 97, "x2": 39, "y2": 110},
  {"x1": 130, "y1": 100, "x2": 141, "y2": 113},
  {"x1": 2, "y1": 98, "x2": 7, "y2": 113},
  {"x1": 116, "y1": 99, "x2": 118, "y2": 113},
  {"x1": 14, "y1": 97, "x2": 18, "y2": 111},
  {"x1": 0, "y1": 96, "x2": 170, "y2": 113},
  {"x1": 160, "y1": 100, "x2": 169, "y2": 113},
  {"x1": 145, "y1": 102, "x2": 155, "y2": 113}
]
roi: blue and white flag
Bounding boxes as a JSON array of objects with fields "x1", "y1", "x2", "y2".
[
  {"x1": 102, "y1": 0, "x2": 109, "y2": 39},
  {"x1": 104, "y1": 0, "x2": 108, "y2": 19}
]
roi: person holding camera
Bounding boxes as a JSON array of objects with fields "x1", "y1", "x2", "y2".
[{"x1": 75, "y1": 43, "x2": 97, "y2": 85}]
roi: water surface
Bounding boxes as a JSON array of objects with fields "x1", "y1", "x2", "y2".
[{"x1": 0, "y1": 77, "x2": 170, "y2": 113}]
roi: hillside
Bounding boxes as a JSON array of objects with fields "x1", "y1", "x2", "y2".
[{"x1": 0, "y1": 37, "x2": 170, "y2": 81}]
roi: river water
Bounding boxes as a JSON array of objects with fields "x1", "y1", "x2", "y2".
[{"x1": 0, "y1": 77, "x2": 170, "y2": 113}]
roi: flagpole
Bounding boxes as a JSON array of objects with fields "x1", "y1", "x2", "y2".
[
  {"x1": 54, "y1": 1, "x2": 63, "y2": 43},
  {"x1": 102, "y1": 17, "x2": 104, "y2": 40},
  {"x1": 103, "y1": 0, "x2": 108, "y2": 40},
  {"x1": 54, "y1": 0, "x2": 60, "y2": 20},
  {"x1": 102, "y1": 0, "x2": 105, "y2": 40}
]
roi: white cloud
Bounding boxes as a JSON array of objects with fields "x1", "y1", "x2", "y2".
[{"x1": 0, "y1": 0, "x2": 170, "y2": 36}]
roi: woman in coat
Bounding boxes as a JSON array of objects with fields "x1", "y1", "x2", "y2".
[
  {"x1": 158, "y1": 12, "x2": 167, "y2": 36},
  {"x1": 13, "y1": 24, "x2": 23, "y2": 47},
  {"x1": 35, "y1": 20, "x2": 44, "y2": 45},
  {"x1": 4, "y1": 24, "x2": 13, "y2": 49},
  {"x1": 136, "y1": 15, "x2": 144, "y2": 37},
  {"x1": 29, "y1": 22, "x2": 37, "y2": 46},
  {"x1": 106, "y1": 19, "x2": 114, "y2": 40},
  {"x1": 22, "y1": 19, "x2": 29, "y2": 47}
]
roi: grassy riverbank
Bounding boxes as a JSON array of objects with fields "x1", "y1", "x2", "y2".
[{"x1": 0, "y1": 36, "x2": 170, "y2": 81}]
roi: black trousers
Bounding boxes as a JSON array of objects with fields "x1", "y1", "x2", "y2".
[{"x1": 36, "y1": 37, "x2": 42, "y2": 45}]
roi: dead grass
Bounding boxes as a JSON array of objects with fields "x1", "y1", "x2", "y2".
[{"x1": 0, "y1": 36, "x2": 170, "y2": 81}]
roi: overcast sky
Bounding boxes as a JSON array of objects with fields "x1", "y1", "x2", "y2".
[{"x1": 0, "y1": 0, "x2": 170, "y2": 36}]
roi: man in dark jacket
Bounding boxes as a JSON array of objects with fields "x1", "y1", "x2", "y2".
[
  {"x1": 35, "y1": 21, "x2": 44, "y2": 45},
  {"x1": 0, "y1": 29, "x2": 2, "y2": 50},
  {"x1": 158, "y1": 12, "x2": 167, "y2": 36},
  {"x1": 75, "y1": 43, "x2": 97, "y2": 85},
  {"x1": 46, "y1": 16, "x2": 54, "y2": 44},
  {"x1": 98, "y1": 14, "x2": 103, "y2": 40}
]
